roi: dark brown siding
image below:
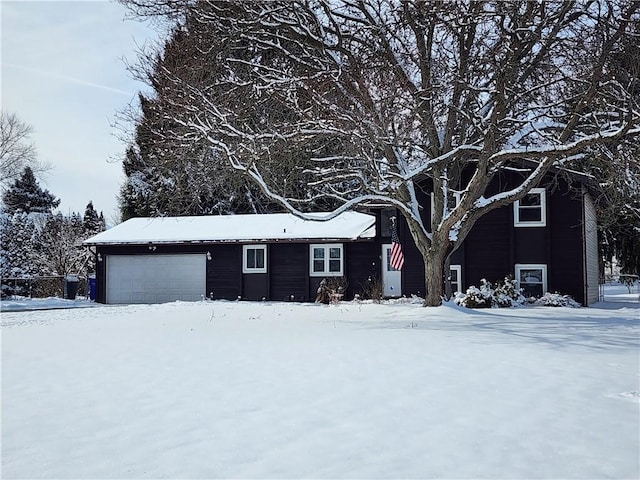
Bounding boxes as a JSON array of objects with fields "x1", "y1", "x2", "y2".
[
  {"x1": 95, "y1": 249, "x2": 106, "y2": 303},
  {"x1": 270, "y1": 243, "x2": 308, "y2": 301},
  {"x1": 208, "y1": 244, "x2": 241, "y2": 300},
  {"x1": 345, "y1": 242, "x2": 380, "y2": 299},
  {"x1": 464, "y1": 207, "x2": 512, "y2": 287},
  {"x1": 243, "y1": 273, "x2": 268, "y2": 301},
  {"x1": 513, "y1": 228, "x2": 547, "y2": 264}
]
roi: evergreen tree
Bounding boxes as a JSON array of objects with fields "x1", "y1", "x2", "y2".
[
  {"x1": 0, "y1": 211, "x2": 40, "y2": 296},
  {"x1": 119, "y1": 21, "x2": 286, "y2": 219},
  {"x1": 2, "y1": 166, "x2": 59, "y2": 214},
  {"x1": 83, "y1": 201, "x2": 102, "y2": 234},
  {"x1": 0, "y1": 211, "x2": 38, "y2": 278}
]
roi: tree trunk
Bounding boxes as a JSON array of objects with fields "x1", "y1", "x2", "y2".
[
  {"x1": 423, "y1": 240, "x2": 448, "y2": 307},
  {"x1": 402, "y1": 211, "x2": 451, "y2": 307}
]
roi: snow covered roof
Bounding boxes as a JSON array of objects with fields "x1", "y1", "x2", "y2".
[{"x1": 83, "y1": 211, "x2": 376, "y2": 246}]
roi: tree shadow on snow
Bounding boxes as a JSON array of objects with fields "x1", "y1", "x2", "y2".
[{"x1": 362, "y1": 302, "x2": 639, "y2": 351}]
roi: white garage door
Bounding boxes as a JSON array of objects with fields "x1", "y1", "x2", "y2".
[{"x1": 106, "y1": 254, "x2": 206, "y2": 304}]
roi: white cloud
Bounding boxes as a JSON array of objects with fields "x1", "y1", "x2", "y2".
[{"x1": 1, "y1": 0, "x2": 158, "y2": 219}]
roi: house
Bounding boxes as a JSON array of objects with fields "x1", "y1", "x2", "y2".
[
  {"x1": 85, "y1": 174, "x2": 599, "y2": 306},
  {"x1": 84, "y1": 212, "x2": 378, "y2": 304}
]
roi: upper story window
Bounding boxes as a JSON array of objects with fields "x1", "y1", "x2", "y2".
[
  {"x1": 243, "y1": 245, "x2": 267, "y2": 273},
  {"x1": 380, "y1": 208, "x2": 395, "y2": 237},
  {"x1": 514, "y1": 188, "x2": 546, "y2": 227},
  {"x1": 310, "y1": 244, "x2": 343, "y2": 277}
]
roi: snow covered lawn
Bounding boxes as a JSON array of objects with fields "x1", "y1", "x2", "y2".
[{"x1": 2, "y1": 296, "x2": 638, "y2": 479}]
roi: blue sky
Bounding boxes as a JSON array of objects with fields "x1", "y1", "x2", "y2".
[{"x1": 2, "y1": 0, "x2": 158, "y2": 220}]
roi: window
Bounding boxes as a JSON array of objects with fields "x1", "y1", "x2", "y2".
[
  {"x1": 515, "y1": 264, "x2": 547, "y2": 298},
  {"x1": 449, "y1": 265, "x2": 462, "y2": 294},
  {"x1": 514, "y1": 188, "x2": 546, "y2": 227},
  {"x1": 380, "y1": 208, "x2": 396, "y2": 237},
  {"x1": 385, "y1": 246, "x2": 400, "y2": 272},
  {"x1": 243, "y1": 245, "x2": 267, "y2": 273},
  {"x1": 310, "y1": 244, "x2": 344, "y2": 276}
]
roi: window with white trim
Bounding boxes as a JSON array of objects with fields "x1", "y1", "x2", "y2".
[
  {"x1": 515, "y1": 264, "x2": 547, "y2": 298},
  {"x1": 243, "y1": 245, "x2": 267, "y2": 273},
  {"x1": 449, "y1": 265, "x2": 462, "y2": 294},
  {"x1": 310, "y1": 244, "x2": 344, "y2": 276},
  {"x1": 514, "y1": 188, "x2": 546, "y2": 227}
]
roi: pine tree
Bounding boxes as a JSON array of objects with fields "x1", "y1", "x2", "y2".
[
  {"x1": 119, "y1": 24, "x2": 285, "y2": 219},
  {"x1": 82, "y1": 201, "x2": 102, "y2": 234},
  {"x1": 2, "y1": 166, "x2": 59, "y2": 214},
  {"x1": 0, "y1": 211, "x2": 39, "y2": 296}
]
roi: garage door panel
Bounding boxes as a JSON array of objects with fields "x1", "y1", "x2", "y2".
[{"x1": 106, "y1": 254, "x2": 206, "y2": 304}]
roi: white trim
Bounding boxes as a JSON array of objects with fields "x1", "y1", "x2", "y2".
[
  {"x1": 515, "y1": 263, "x2": 547, "y2": 295},
  {"x1": 382, "y1": 244, "x2": 402, "y2": 297},
  {"x1": 514, "y1": 188, "x2": 546, "y2": 227},
  {"x1": 242, "y1": 245, "x2": 267, "y2": 274},
  {"x1": 309, "y1": 243, "x2": 344, "y2": 277},
  {"x1": 449, "y1": 264, "x2": 462, "y2": 294}
]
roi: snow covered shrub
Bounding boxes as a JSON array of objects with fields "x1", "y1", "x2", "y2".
[
  {"x1": 454, "y1": 277, "x2": 525, "y2": 308},
  {"x1": 454, "y1": 279, "x2": 494, "y2": 308},
  {"x1": 534, "y1": 293, "x2": 581, "y2": 308},
  {"x1": 493, "y1": 275, "x2": 526, "y2": 307}
]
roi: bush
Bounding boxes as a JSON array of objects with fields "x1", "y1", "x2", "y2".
[
  {"x1": 493, "y1": 275, "x2": 526, "y2": 307},
  {"x1": 454, "y1": 279, "x2": 495, "y2": 308},
  {"x1": 534, "y1": 292, "x2": 581, "y2": 307},
  {"x1": 454, "y1": 276, "x2": 525, "y2": 308},
  {"x1": 357, "y1": 276, "x2": 384, "y2": 303}
]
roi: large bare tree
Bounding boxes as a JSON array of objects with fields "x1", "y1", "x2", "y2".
[
  {"x1": 0, "y1": 111, "x2": 49, "y2": 191},
  {"x1": 123, "y1": 0, "x2": 640, "y2": 305}
]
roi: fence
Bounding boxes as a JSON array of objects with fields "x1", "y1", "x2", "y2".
[{"x1": 1, "y1": 275, "x2": 90, "y2": 299}]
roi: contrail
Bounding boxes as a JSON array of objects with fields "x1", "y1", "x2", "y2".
[{"x1": 3, "y1": 62, "x2": 134, "y2": 97}]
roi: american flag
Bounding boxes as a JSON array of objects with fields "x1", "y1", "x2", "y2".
[{"x1": 390, "y1": 217, "x2": 404, "y2": 270}]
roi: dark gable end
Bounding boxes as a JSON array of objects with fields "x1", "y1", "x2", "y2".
[{"x1": 394, "y1": 169, "x2": 592, "y2": 305}]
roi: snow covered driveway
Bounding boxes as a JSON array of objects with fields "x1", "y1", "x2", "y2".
[{"x1": 2, "y1": 299, "x2": 639, "y2": 479}]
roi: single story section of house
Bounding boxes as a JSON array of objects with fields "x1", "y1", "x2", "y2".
[{"x1": 84, "y1": 211, "x2": 379, "y2": 304}]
